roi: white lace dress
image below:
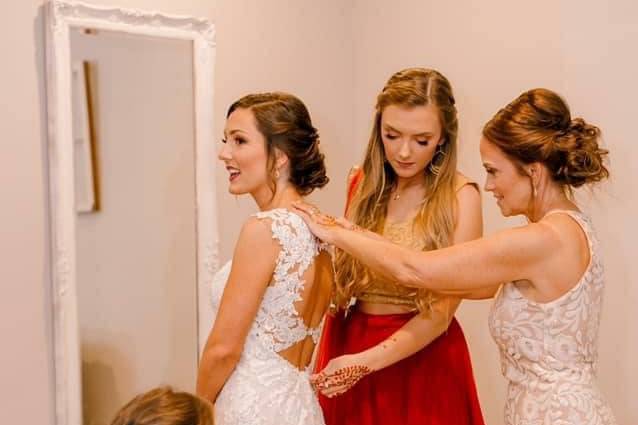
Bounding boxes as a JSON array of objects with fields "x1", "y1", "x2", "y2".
[
  {"x1": 210, "y1": 209, "x2": 326, "y2": 425},
  {"x1": 489, "y1": 210, "x2": 617, "y2": 425}
]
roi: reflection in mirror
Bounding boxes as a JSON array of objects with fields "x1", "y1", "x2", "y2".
[{"x1": 69, "y1": 28, "x2": 197, "y2": 425}]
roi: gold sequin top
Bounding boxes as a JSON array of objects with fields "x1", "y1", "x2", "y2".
[
  {"x1": 355, "y1": 174, "x2": 476, "y2": 310},
  {"x1": 355, "y1": 219, "x2": 423, "y2": 310}
]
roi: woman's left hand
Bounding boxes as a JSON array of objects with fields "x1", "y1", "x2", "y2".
[
  {"x1": 292, "y1": 201, "x2": 346, "y2": 244},
  {"x1": 310, "y1": 354, "x2": 373, "y2": 398}
]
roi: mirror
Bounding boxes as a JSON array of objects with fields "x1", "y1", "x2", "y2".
[{"x1": 45, "y1": 2, "x2": 217, "y2": 425}]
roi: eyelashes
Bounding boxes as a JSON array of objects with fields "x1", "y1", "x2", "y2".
[
  {"x1": 220, "y1": 137, "x2": 247, "y2": 145},
  {"x1": 384, "y1": 134, "x2": 429, "y2": 145}
]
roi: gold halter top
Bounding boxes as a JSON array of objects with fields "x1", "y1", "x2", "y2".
[
  {"x1": 354, "y1": 174, "x2": 476, "y2": 311},
  {"x1": 355, "y1": 219, "x2": 424, "y2": 310}
]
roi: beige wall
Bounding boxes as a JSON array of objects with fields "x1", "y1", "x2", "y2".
[
  {"x1": 559, "y1": 2, "x2": 638, "y2": 421},
  {"x1": 352, "y1": 1, "x2": 637, "y2": 423},
  {"x1": 1, "y1": 1, "x2": 55, "y2": 424},
  {"x1": 2, "y1": 1, "x2": 635, "y2": 424},
  {"x1": 212, "y1": 0, "x2": 355, "y2": 260}
]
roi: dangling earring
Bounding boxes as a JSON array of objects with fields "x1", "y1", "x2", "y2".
[
  {"x1": 275, "y1": 169, "x2": 281, "y2": 179},
  {"x1": 428, "y1": 144, "x2": 446, "y2": 176},
  {"x1": 532, "y1": 184, "x2": 538, "y2": 198}
]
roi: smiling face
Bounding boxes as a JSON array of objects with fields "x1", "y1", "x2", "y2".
[
  {"x1": 218, "y1": 107, "x2": 271, "y2": 196},
  {"x1": 480, "y1": 136, "x2": 533, "y2": 217},
  {"x1": 380, "y1": 104, "x2": 443, "y2": 180}
]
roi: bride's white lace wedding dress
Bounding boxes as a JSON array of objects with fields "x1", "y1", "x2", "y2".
[{"x1": 210, "y1": 209, "x2": 328, "y2": 425}]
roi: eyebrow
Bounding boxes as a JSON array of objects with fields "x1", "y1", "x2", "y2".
[
  {"x1": 224, "y1": 128, "x2": 249, "y2": 137},
  {"x1": 383, "y1": 124, "x2": 434, "y2": 137}
]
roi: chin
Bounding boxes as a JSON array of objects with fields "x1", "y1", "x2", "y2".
[
  {"x1": 496, "y1": 202, "x2": 511, "y2": 217},
  {"x1": 392, "y1": 168, "x2": 421, "y2": 179},
  {"x1": 227, "y1": 184, "x2": 245, "y2": 195}
]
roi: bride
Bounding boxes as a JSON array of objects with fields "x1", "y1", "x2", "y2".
[{"x1": 196, "y1": 92, "x2": 333, "y2": 425}]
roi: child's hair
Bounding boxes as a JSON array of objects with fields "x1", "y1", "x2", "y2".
[{"x1": 110, "y1": 386, "x2": 213, "y2": 425}]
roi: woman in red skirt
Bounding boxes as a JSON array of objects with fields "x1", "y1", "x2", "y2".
[{"x1": 313, "y1": 68, "x2": 486, "y2": 425}]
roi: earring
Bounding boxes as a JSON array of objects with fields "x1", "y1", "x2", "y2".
[
  {"x1": 532, "y1": 184, "x2": 538, "y2": 198},
  {"x1": 275, "y1": 169, "x2": 281, "y2": 179},
  {"x1": 428, "y1": 144, "x2": 446, "y2": 176}
]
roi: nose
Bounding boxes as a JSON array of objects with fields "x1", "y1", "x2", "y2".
[
  {"x1": 484, "y1": 176, "x2": 494, "y2": 192},
  {"x1": 397, "y1": 139, "x2": 410, "y2": 160},
  {"x1": 218, "y1": 142, "x2": 231, "y2": 162}
]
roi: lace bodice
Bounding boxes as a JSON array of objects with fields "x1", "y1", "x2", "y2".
[
  {"x1": 209, "y1": 208, "x2": 328, "y2": 425},
  {"x1": 211, "y1": 208, "x2": 326, "y2": 353},
  {"x1": 488, "y1": 210, "x2": 616, "y2": 425}
]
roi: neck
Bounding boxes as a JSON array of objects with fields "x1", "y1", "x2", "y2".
[
  {"x1": 252, "y1": 183, "x2": 302, "y2": 211},
  {"x1": 526, "y1": 185, "x2": 577, "y2": 222},
  {"x1": 395, "y1": 173, "x2": 426, "y2": 193}
]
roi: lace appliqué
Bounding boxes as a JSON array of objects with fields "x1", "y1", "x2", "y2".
[
  {"x1": 251, "y1": 209, "x2": 325, "y2": 351},
  {"x1": 488, "y1": 211, "x2": 617, "y2": 425}
]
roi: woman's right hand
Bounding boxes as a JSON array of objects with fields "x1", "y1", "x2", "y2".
[
  {"x1": 310, "y1": 354, "x2": 373, "y2": 398},
  {"x1": 291, "y1": 201, "x2": 346, "y2": 244}
]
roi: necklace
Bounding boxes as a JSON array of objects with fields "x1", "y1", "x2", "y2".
[{"x1": 392, "y1": 187, "x2": 403, "y2": 200}]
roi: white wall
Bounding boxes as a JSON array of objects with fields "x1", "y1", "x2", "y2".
[{"x1": 352, "y1": 1, "x2": 637, "y2": 423}]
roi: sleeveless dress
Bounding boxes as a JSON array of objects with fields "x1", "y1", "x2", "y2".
[
  {"x1": 488, "y1": 210, "x2": 617, "y2": 425},
  {"x1": 210, "y1": 209, "x2": 327, "y2": 425},
  {"x1": 315, "y1": 171, "x2": 485, "y2": 425}
]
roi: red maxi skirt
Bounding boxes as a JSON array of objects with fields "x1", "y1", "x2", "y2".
[{"x1": 315, "y1": 309, "x2": 485, "y2": 425}]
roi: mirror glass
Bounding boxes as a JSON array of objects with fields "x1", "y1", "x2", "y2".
[{"x1": 69, "y1": 27, "x2": 198, "y2": 425}]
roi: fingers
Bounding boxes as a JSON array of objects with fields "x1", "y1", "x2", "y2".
[
  {"x1": 293, "y1": 202, "x2": 337, "y2": 227},
  {"x1": 291, "y1": 203, "x2": 320, "y2": 226},
  {"x1": 310, "y1": 373, "x2": 350, "y2": 397},
  {"x1": 292, "y1": 200, "x2": 320, "y2": 216},
  {"x1": 292, "y1": 206, "x2": 312, "y2": 224},
  {"x1": 316, "y1": 214, "x2": 338, "y2": 226},
  {"x1": 310, "y1": 365, "x2": 373, "y2": 397},
  {"x1": 335, "y1": 217, "x2": 351, "y2": 227}
]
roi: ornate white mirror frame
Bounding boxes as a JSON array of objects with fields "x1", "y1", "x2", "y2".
[{"x1": 45, "y1": 2, "x2": 218, "y2": 424}]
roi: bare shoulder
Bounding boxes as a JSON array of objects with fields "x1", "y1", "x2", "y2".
[
  {"x1": 454, "y1": 172, "x2": 482, "y2": 219},
  {"x1": 229, "y1": 215, "x2": 280, "y2": 287},
  {"x1": 454, "y1": 172, "x2": 479, "y2": 193},
  {"x1": 239, "y1": 215, "x2": 271, "y2": 238},
  {"x1": 494, "y1": 220, "x2": 562, "y2": 261},
  {"x1": 456, "y1": 181, "x2": 481, "y2": 207},
  {"x1": 453, "y1": 173, "x2": 483, "y2": 241},
  {"x1": 235, "y1": 215, "x2": 279, "y2": 255},
  {"x1": 539, "y1": 211, "x2": 588, "y2": 248}
]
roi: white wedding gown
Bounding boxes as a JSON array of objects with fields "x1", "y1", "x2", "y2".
[{"x1": 210, "y1": 209, "x2": 327, "y2": 425}]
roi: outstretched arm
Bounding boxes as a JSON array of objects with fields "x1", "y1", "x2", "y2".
[
  {"x1": 294, "y1": 203, "x2": 557, "y2": 297},
  {"x1": 358, "y1": 184, "x2": 483, "y2": 367},
  {"x1": 196, "y1": 218, "x2": 279, "y2": 402}
]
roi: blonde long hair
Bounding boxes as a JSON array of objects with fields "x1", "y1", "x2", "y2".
[{"x1": 334, "y1": 68, "x2": 459, "y2": 312}]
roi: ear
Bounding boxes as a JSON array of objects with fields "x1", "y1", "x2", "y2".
[
  {"x1": 274, "y1": 148, "x2": 289, "y2": 171},
  {"x1": 526, "y1": 162, "x2": 543, "y2": 184}
]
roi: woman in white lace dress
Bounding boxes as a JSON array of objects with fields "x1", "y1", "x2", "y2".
[
  {"x1": 295, "y1": 88, "x2": 617, "y2": 424},
  {"x1": 196, "y1": 92, "x2": 333, "y2": 425}
]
